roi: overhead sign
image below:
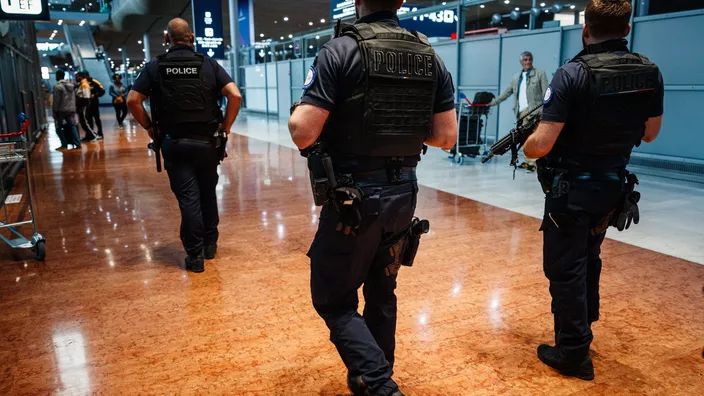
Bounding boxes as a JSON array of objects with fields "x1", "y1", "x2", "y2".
[
  {"x1": 331, "y1": 0, "x2": 355, "y2": 21},
  {"x1": 238, "y1": 0, "x2": 254, "y2": 48},
  {"x1": 330, "y1": 4, "x2": 457, "y2": 38},
  {"x1": 192, "y1": 0, "x2": 225, "y2": 59},
  {"x1": 0, "y1": 0, "x2": 50, "y2": 21}
]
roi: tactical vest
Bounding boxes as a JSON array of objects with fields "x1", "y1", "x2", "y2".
[
  {"x1": 322, "y1": 22, "x2": 437, "y2": 158},
  {"x1": 153, "y1": 50, "x2": 220, "y2": 130},
  {"x1": 553, "y1": 47, "x2": 660, "y2": 165}
]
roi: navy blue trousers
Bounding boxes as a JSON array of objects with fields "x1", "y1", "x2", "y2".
[{"x1": 308, "y1": 181, "x2": 418, "y2": 394}]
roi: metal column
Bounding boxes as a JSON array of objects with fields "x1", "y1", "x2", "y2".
[
  {"x1": 143, "y1": 32, "x2": 151, "y2": 61},
  {"x1": 529, "y1": 0, "x2": 537, "y2": 30},
  {"x1": 121, "y1": 48, "x2": 128, "y2": 82},
  {"x1": 229, "y1": 0, "x2": 241, "y2": 85}
]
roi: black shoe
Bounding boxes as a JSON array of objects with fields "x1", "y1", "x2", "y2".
[
  {"x1": 519, "y1": 161, "x2": 529, "y2": 169},
  {"x1": 185, "y1": 254, "x2": 204, "y2": 273},
  {"x1": 204, "y1": 244, "x2": 217, "y2": 260},
  {"x1": 348, "y1": 377, "x2": 402, "y2": 396},
  {"x1": 527, "y1": 165, "x2": 537, "y2": 172},
  {"x1": 537, "y1": 344, "x2": 594, "y2": 381},
  {"x1": 97, "y1": 135, "x2": 104, "y2": 140}
]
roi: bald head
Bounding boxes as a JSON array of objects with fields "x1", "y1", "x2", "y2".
[{"x1": 166, "y1": 18, "x2": 193, "y2": 45}]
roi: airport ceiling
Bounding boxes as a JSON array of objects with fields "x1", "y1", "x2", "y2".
[
  {"x1": 91, "y1": 0, "x2": 442, "y2": 68},
  {"x1": 39, "y1": 0, "x2": 565, "y2": 68}
]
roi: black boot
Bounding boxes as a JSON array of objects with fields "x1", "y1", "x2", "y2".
[
  {"x1": 185, "y1": 254, "x2": 204, "y2": 273},
  {"x1": 537, "y1": 344, "x2": 594, "y2": 381},
  {"x1": 204, "y1": 243, "x2": 218, "y2": 260},
  {"x1": 348, "y1": 376, "x2": 404, "y2": 396}
]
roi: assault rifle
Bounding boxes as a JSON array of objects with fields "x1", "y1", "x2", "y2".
[{"x1": 481, "y1": 103, "x2": 543, "y2": 177}]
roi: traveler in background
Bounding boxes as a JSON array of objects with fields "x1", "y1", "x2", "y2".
[
  {"x1": 110, "y1": 74, "x2": 129, "y2": 127},
  {"x1": 52, "y1": 70, "x2": 82, "y2": 150},
  {"x1": 491, "y1": 51, "x2": 549, "y2": 172},
  {"x1": 81, "y1": 70, "x2": 105, "y2": 140},
  {"x1": 76, "y1": 73, "x2": 97, "y2": 141}
]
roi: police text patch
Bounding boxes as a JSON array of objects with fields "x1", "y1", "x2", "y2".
[
  {"x1": 367, "y1": 48, "x2": 435, "y2": 81},
  {"x1": 303, "y1": 66, "x2": 317, "y2": 90}
]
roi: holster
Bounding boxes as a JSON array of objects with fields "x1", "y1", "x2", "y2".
[
  {"x1": 537, "y1": 161, "x2": 570, "y2": 198},
  {"x1": 306, "y1": 145, "x2": 334, "y2": 206},
  {"x1": 212, "y1": 128, "x2": 228, "y2": 162}
]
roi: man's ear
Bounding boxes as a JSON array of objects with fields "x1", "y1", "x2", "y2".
[
  {"x1": 164, "y1": 33, "x2": 170, "y2": 44},
  {"x1": 624, "y1": 23, "x2": 632, "y2": 37},
  {"x1": 190, "y1": 33, "x2": 195, "y2": 44}
]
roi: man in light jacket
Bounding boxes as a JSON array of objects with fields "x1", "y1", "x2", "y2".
[
  {"x1": 52, "y1": 70, "x2": 82, "y2": 150},
  {"x1": 491, "y1": 51, "x2": 549, "y2": 171}
]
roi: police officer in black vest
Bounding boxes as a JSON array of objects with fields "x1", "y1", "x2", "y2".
[
  {"x1": 523, "y1": 0, "x2": 664, "y2": 380},
  {"x1": 127, "y1": 18, "x2": 242, "y2": 273},
  {"x1": 289, "y1": 1, "x2": 457, "y2": 394}
]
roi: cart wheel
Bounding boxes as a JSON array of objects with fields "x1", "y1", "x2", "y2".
[
  {"x1": 454, "y1": 153, "x2": 461, "y2": 164},
  {"x1": 457, "y1": 155, "x2": 465, "y2": 165},
  {"x1": 35, "y1": 241, "x2": 46, "y2": 261}
]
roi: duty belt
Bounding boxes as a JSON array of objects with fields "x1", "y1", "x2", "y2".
[
  {"x1": 165, "y1": 133, "x2": 212, "y2": 142},
  {"x1": 354, "y1": 167, "x2": 417, "y2": 185}
]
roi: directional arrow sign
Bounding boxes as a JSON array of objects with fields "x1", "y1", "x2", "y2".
[{"x1": 207, "y1": 49, "x2": 215, "y2": 57}]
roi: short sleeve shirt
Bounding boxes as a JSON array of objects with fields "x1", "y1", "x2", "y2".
[{"x1": 300, "y1": 12, "x2": 455, "y2": 115}]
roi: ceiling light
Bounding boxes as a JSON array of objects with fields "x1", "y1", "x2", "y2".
[
  {"x1": 288, "y1": 34, "x2": 293, "y2": 38},
  {"x1": 280, "y1": 36, "x2": 284, "y2": 40},
  {"x1": 79, "y1": 20, "x2": 85, "y2": 26},
  {"x1": 138, "y1": 40, "x2": 142, "y2": 44},
  {"x1": 309, "y1": 45, "x2": 313, "y2": 49},
  {"x1": 540, "y1": 2, "x2": 546, "y2": 6},
  {"x1": 315, "y1": 36, "x2": 320, "y2": 39},
  {"x1": 515, "y1": 7, "x2": 519, "y2": 10},
  {"x1": 260, "y1": 33, "x2": 265, "y2": 37},
  {"x1": 570, "y1": 5, "x2": 576, "y2": 9},
  {"x1": 163, "y1": 30, "x2": 167, "y2": 34},
  {"x1": 480, "y1": 4, "x2": 485, "y2": 7},
  {"x1": 118, "y1": 48, "x2": 122, "y2": 51},
  {"x1": 504, "y1": 0, "x2": 510, "y2": 4},
  {"x1": 288, "y1": 44, "x2": 293, "y2": 48},
  {"x1": 58, "y1": 20, "x2": 63, "y2": 25},
  {"x1": 283, "y1": 17, "x2": 289, "y2": 21},
  {"x1": 53, "y1": 30, "x2": 57, "y2": 33},
  {"x1": 309, "y1": 22, "x2": 313, "y2": 26},
  {"x1": 320, "y1": 19, "x2": 325, "y2": 23},
  {"x1": 142, "y1": 49, "x2": 145, "y2": 52}
]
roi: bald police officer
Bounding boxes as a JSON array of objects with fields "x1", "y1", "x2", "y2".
[
  {"x1": 127, "y1": 18, "x2": 242, "y2": 273},
  {"x1": 289, "y1": 0, "x2": 457, "y2": 394},
  {"x1": 524, "y1": 0, "x2": 664, "y2": 380}
]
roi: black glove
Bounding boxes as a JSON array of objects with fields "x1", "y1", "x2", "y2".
[
  {"x1": 610, "y1": 191, "x2": 641, "y2": 231},
  {"x1": 333, "y1": 187, "x2": 363, "y2": 235}
]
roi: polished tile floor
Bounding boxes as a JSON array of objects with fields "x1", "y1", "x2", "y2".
[
  {"x1": 236, "y1": 114, "x2": 704, "y2": 265},
  {"x1": 0, "y1": 111, "x2": 702, "y2": 395}
]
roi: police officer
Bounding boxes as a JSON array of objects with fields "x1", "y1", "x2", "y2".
[
  {"x1": 127, "y1": 18, "x2": 242, "y2": 273},
  {"x1": 288, "y1": 1, "x2": 457, "y2": 394},
  {"x1": 523, "y1": 0, "x2": 664, "y2": 380}
]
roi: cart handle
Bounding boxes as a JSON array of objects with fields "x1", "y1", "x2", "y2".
[
  {"x1": 459, "y1": 93, "x2": 491, "y2": 108},
  {"x1": 0, "y1": 114, "x2": 30, "y2": 138}
]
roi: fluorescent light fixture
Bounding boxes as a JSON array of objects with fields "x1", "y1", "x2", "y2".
[
  {"x1": 283, "y1": 17, "x2": 289, "y2": 21},
  {"x1": 320, "y1": 19, "x2": 325, "y2": 23}
]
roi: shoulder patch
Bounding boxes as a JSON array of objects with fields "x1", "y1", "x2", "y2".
[
  {"x1": 303, "y1": 66, "x2": 317, "y2": 90},
  {"x1": 543, "y1": 85, "x2": 553, "y2": 105}
]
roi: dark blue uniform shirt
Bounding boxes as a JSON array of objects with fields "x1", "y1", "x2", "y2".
[
  {"x1": 542, "y1": 40, "x2": 664, "y2": 124},
  {"x1": 300, "y1": 11, "x2": 456, "y2": 115},
  {"x1": 132, "y1": 45, "x2": 233, "y2": 130}
]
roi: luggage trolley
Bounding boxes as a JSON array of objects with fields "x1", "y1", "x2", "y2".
[
  {"x1": 449, "y1": 92, "x2": 495, "y2": 165},
  {"x1": 0, "y1": 113, "x2": 45, "y2": 260}
]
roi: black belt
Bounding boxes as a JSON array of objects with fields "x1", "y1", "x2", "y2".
[
  {"x1": 568, "y1": 170, "x2": 623, "y2": 181},
  {"x1": 165, "y1": 133, "x2": 211, "y2": 142},
  {"x1": 354, "y1": 167, "x2": 417, "y2": 185}
]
